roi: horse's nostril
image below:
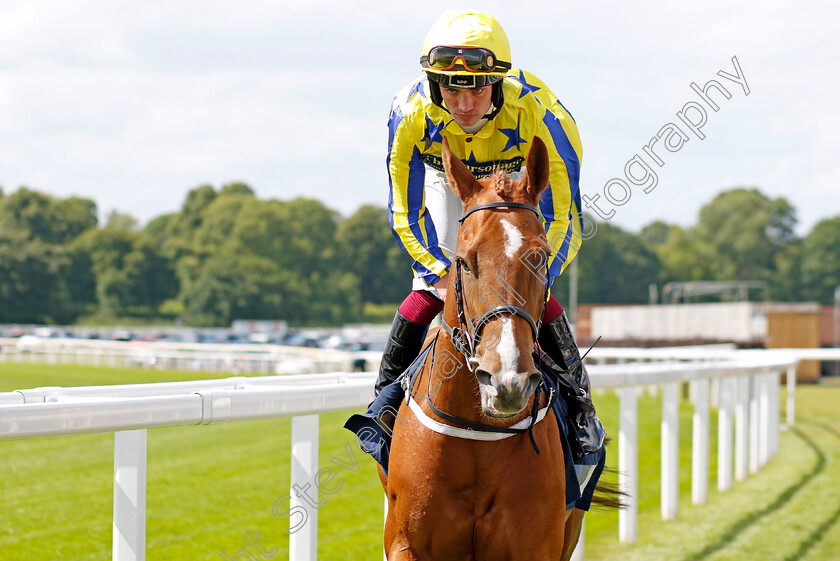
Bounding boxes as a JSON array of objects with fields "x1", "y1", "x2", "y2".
[
  {"x1": 475, "y1": 369, "x2": 492, "y2": 387},
  {"x1": 527, "y1": 372, "x2": 542, "y2": 389}
]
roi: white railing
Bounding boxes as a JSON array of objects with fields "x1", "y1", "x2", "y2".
[
  {"x1": 0, "y1": 337, "x2": 379, "y2": 375},
  {"x1": 1, "y1": 371, "x2": 374, "y2": 561},
  {"x1": 3, "y1": 348, "x2": 839, "y2": 560}
]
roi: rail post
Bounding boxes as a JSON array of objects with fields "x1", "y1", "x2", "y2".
[
  {"x1": 290, "y1": 415, "x2": 319, "y2": 561},
  {"x1": 619, "y1": 385, "x2": 638, "y2": 542},
  {"x1": 758, "y1": 372, "x2": 771, "y2": 468},
  {"x1": 717, "y1": 377, "x2": 734, "y2": 491},
  {"x1": 691, "y1": 378, "x2": 709, "y2": 505},
  {"x1": 661, "y1": 382, "x2": 679, "y2": 520},
  {"x1": 749, "y1": 376, "x2": 760, "y2": 474},
  {"x1": 734, "y1": 376, "x2": 750, "y2": 481},
  {"x1": 785, "y1": 364, "x2": 796, "y2": 427},
  {"x1": 113, "y1": 429, "x2": 147, "y2": 561},
  {"x1": 771, "y1": 371, "x2": 780, "y2": 456}
]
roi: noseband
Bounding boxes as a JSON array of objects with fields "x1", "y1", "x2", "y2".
[{"x1": 441, "y1": 201, "x2": 545, "y2": 370}]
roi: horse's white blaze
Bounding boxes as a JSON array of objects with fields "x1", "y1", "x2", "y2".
[
  {"x1": 496, "y1": 318, "x2": 520, "y2": 386},
  {"x1": 500, "y1": 219, "x2": 523, "y2": 259}
]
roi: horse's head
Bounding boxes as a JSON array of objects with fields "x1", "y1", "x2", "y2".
[{"x1": 441, "y1": 136, "x2": 552, "y2": 418}]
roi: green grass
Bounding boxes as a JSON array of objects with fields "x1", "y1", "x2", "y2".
[
  {"x1": 585, "y1": 381, "x2": 840, "y2": 561},
  {"x1": 1, "y1": 363, "x2": 839, "y2": 560}
]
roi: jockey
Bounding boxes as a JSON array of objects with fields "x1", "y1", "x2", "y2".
[{"x1": 380, "y1": 11, "x2": 605, "y2": 459}]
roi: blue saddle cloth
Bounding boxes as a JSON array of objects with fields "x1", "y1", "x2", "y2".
[{"x1": 344, "y1": 344, "x2": 605, "y2": 511}]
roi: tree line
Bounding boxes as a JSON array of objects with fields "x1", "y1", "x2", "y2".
[
  {"x1": 551, "y1": 187, "x2": 840, "y2": 307},
  {"x1": 0, "y1": 183, "x2": 838, "y2": 326}
]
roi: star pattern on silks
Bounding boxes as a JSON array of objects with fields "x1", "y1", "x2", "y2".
[
  {"x1": 422, "y1": 115, "x2": 445, "y2": 151},
  {"x1": 499, "y1": 125, "x2": 527, "y2": 152},
  {"x1": 514, "y1": 70, "x2": 541, "y2": 100},
  {"x1": 466, "y1": 151, "x2": 479, "y2": 164}
]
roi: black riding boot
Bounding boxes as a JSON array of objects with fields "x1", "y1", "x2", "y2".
[
  {"x1": 375, "y1": 311, "x2": 428, "y2": 395},
  {"x1": 538, "y1": 311, "x2": 606, "y2": 460}
]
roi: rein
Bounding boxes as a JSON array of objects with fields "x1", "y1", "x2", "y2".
[{"x1": 413, "y1": 201, "x2": 555, "y2": 453}]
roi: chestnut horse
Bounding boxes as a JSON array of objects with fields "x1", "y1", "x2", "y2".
[{"x1": 381, "y1": 136, "x2": 583, "y2": 561}]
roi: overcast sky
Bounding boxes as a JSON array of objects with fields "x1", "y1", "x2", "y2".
[{"x1": 1, "y1": 0, "x2": 837, "y2": 235}]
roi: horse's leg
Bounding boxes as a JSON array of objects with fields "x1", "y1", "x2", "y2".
[
  {"x1": 379, "y1": 466, "x2": 398, "y2": 558},
  {"x1": 558, "y1": 508, "x2": 585, "y2": 561},
  {"x1": 383, "y1": 511, "x2": 418, "y2": 561}
]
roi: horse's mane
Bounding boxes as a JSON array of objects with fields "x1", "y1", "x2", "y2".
[{"x1": 489, "y1": 169, "x2": 518, "y2": 200}]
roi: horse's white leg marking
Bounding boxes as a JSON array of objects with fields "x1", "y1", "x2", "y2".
[
  {"x1": 500, "y1": 219, "x2": 523, "y2": 259},
  {"x1": 497, "y1": 318, "x2": 520, "y2": 386}
]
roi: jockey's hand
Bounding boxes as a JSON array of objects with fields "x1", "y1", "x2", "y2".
[{"x1": 433, "y1": 274, "x2": 448, "y2": 302}]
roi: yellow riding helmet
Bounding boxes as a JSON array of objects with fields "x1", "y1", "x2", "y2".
[{"x1": 420, "y1": 10, "x2": 511, "y2": 88}]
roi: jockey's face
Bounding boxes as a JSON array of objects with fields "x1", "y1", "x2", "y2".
[{"x1": 440, "y1": 85, "x2": 493, "y2": 129}]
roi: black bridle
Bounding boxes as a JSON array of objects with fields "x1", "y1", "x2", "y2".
[
  {"x1": 441, "y1": 202, "x2": 545, "y2": 370},
  {"x1": 424, "y1": 200, "x2": 554, "y2": 453}
]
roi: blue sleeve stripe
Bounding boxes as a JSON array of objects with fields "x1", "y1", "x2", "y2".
[
  {"x1": 542, "y1": 109, "x2": 580, "y2": 190},
  {"x1": 552, "y1": 221, "x2": 574, "y2": 276},
  {"x1": 407, "y1": 149, "x2": 449, "y2": 265},
  {"x1": 386, "y1": 102, "x2": 403, "y2": 247},
  {"x1": 387, "y1": 103, "x2": 417, "y2": 262},
  {"x1": 542, "y1": 108, "x2": 583, "y2": 233},
  {"x1": 539, "y1": 182, "x2": 555, "y2": 224},
  {"x1": 556, "y1": 100, "x2": 576, "y2": 124},
  {"x1": 405, "y1": 145, "x2": 430, "y2": 249},
  {"x1": 387, "y1": 107, "x2": 448, "y2": 279},
  {"x1": 386, "y1": 101, "x2": 404, "y2": 203}
]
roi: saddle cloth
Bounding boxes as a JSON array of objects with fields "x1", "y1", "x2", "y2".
[{"x1": 344, "y1": 341, "x2": 605, "y2": 512}]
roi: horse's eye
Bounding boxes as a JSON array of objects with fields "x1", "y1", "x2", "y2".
[{"x1": 458, "y1": 257, "x2": 471, "y2": 273}]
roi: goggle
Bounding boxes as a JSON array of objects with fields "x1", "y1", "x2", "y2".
[
  {"x1": 421, "y1": 46, "x2": 511, "y2": 73},
  {"x1": 429, "y1": 72, "x2": 502, "y2": 89}
]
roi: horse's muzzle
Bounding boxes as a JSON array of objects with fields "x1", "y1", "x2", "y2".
[{"x1": 476, "y1": 368, "x2": 542, "y2": 417}]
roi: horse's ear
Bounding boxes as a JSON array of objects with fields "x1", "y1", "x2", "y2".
[
  {"x1": 522, "y1": 136, "x2": 550, "y2": 199},
  {"x1": 442, "y1": 137, "x2": 479, "y2": 200}
]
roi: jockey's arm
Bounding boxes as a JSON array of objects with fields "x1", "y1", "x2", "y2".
[
  {"x1": 387, "y1": 96, "x2": 451, "y2": 287},
  {"x1": 432, "y1": 274, "x2": 448, "y2": 302}
]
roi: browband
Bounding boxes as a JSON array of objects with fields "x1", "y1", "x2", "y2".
[{"x1": 458, "y1": 202, "x2": 540, "y2": 224}]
